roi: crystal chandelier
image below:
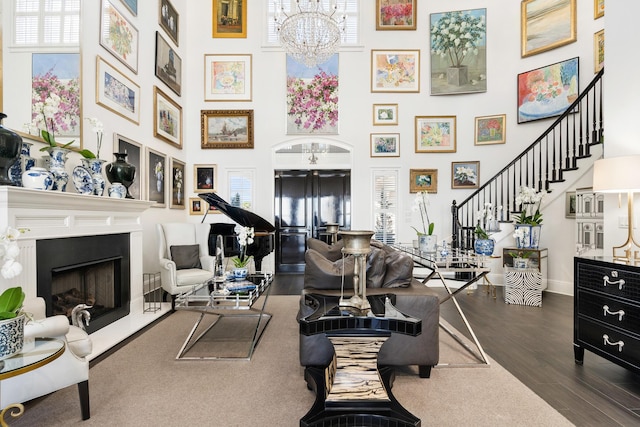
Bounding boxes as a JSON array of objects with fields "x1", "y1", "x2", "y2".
[{"x1": 275, "y1": 0, "x2": 346, "y2": 68}]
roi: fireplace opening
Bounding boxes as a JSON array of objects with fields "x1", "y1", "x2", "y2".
[{"x1": 37, "y1": 233, "x2": 130, "y2": 334}]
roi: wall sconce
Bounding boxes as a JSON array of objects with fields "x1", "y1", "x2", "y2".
[{"x1": 593, "y1": 155, "x2": 640, "y2": 262}]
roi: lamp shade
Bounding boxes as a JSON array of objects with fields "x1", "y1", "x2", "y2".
[{"x1": 593, "y1": 155, "x2": 640, "y2": 193}]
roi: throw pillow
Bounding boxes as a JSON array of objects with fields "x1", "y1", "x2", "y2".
[
  {"x1": 382, "y1": 251, "x2": 413, "y2": 288},
  {"x1": 306, "y1": 238, "x2": 344, "y2": 262},
  {"x1": 170, "y1": 245, "x2": 202, "y2": 270},
  {"x1": 304, "y1": 248, "x2": 354, "y2": 290}
]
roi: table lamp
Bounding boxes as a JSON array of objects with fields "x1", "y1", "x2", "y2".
[{"x1": 593, "y1": 155, "x2": 640, "y2": 262}]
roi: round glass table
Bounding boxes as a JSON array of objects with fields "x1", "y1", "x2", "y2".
[{"x1": 0, "y1": 338, "x2": 65, "y2": 426}]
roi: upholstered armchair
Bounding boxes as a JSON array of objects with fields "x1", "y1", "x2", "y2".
[
  {"x1": 157, "y1": 223, "x2": 216, "y2": 309},
  {"x1": 0, "y1": 297, "x2": 93, "y2": 420}
]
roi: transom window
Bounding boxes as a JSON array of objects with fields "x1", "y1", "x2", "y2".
[{"x1": 13, "y1": 0, "x2": 80, "y2": 47}]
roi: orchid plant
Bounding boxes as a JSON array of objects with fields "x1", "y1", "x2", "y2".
[
  {"x1": 232, "y1": 226, "x2": 255, "y2": 268},
  {"x1": 512, "y1": 186, "x2": 544, "y2": 226},
  {"x1": 411, "y1": 191, "x2": 434, "y2": 236},
  {"x1": 78, "y1": 117, "x2": 104, "y2": 159},
  {"x1": 0, "y1": 227, "x2": 23, "y2": 281},
  {"x1": 474, "y1": 203, "x2": 498, "y2": 239}
]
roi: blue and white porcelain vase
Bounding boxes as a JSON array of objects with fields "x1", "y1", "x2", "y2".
[
  {"x1": 232, "y1": 267, "x2": 248, "y2": 280},
  {"x1": 474, "y1": 238, "x2": 495, "y2": 256},
  {"x1": 22, "y1": 167, "x2": 53, "y2": 190},
  {"x1": 514, "y1": 224, "x2": 542, "y2": 249},
  {"x1": 46, "y1": 146, "x2": 70, "y2": 191},
  {"x1": 108, "y1": 182, "x2": 127, "y2": 199},
  {"x1": 81, "y1": 158, "x2": 106, "y2": 196},
  {"x1": 0, "y1": 314, "x2": 25, "y2": 360},
  {"x1": 419, "y1": 234, "x2": 438, "y2": 254},
  {"x1": 9, "y1": 141, "x2": 34, "y2": 186}
]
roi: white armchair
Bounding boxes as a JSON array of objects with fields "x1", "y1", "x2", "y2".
[
  {"x1": 157, "y1": 223, "x2": 216, "y2": 309},
  {"x1": 0, "y1": 297, "x2": 92, "y2": 420}
]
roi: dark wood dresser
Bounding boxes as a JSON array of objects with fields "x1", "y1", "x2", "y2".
[{"x1": 574, "y1": 257, "x2": 640, "y2": 373}]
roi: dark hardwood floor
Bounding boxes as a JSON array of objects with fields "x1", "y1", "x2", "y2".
[{"x1": 271, "y1": 274, "x2": 640, "y2": 426}]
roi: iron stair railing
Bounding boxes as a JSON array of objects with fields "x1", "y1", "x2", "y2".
[{"x1": 452, "y1": 68, "x2": 604, "y2": 251}]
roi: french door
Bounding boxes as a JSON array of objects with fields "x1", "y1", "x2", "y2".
[{"x1": 274, "y1": 169, "x2": 351, "y2": 273}]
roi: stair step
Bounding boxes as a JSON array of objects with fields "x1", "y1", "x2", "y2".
[
  {"x1": 576, "y1": 154, "x2": 592, "y2": 160},
  {"x1": 548, "y1": 179, "x2": 566, "y2": 184},
  {"x1": 562, "y1": 167, "x2": 579, "y2": 172}
]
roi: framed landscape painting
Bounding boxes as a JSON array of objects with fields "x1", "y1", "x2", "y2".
[
  {"x1": 521, "y1": 0, "x2": 576, "y2": 58},
  {"x1": 100, "y1": 0, "x2": 139, "y2": 73},
  {"x1": 146, "y1": 147, "x2": 166, "y2": 208},
  {"x1": 451, "y1": 161, "x2": 479, "y2": 189},
  {"x1": 96, "y1": 56, "x2": 140, "y2": 125},
  {"x1": 415, "y1": 116, "x2": 456, "y2": 153},
  {"x1": 370, "y1": 133, "x2": 400, "y2": 157},
  {"x1": 155, "y1": 32, "x2": 182, "y2": 96},
  {"x1": 517, "y1": 57, "x2": 579, "y2": 124},
  {"x1": 201, "y1": 110, "x2": 254, "y2": 149},
  {"x1": 475, "y1": 114, "x2": 506, "y2": 145},
  {"x1": 410, "y1": 169, "x2": 438, "y2": 193},
  {"x1": 169, "y1": 157, "x2": 185, "y2": 209},
  {"x1": 373, "y1": 104, "x2": 398, "y2": 125},
  {"x1": 204, "y1": 54, "x2": 252, "y2": 102},
  {"x1": 286, "y1": 54, "x2": 338, "y2": 134},
  {"x1": 371, "y1": 50, "x2": 420, "y2": 93},
  {"x1": 159, "y1": 0, "x2": 179, "y2": 46},
  {"x1": 376, "y1": 0, "x2": 416, "y2": 30},
  {"x1": 114, "y1": 133, "x2": 142, "y2": 200},
  {"x1": 212, "y1": 0, "x2": 246, "y2": 38},
  {"x1": 153, "y1": 86, "x2": 182, "y2": 149}
]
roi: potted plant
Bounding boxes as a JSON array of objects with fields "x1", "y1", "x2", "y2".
[
  {"x1": 474, "y1": 203, "x2": 499, "y2": 255},
  {"x1": 231, "y1": 226, "x2": 254, "y2": 279},
  {"x1": 412, "y1": 191, "x2": 437, "y2": 253},
  {"x1": 512, "y1": 186, "x2": 544, "y2": 248},
  {"x1": 508, "y1": 250, "x2": 534, "y2": 269}
]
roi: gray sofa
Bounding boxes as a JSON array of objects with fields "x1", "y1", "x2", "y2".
[{"x1": 297, "y1": 238, "x2": 440, "y2": 378}]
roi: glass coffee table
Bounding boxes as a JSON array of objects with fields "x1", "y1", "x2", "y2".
[{"x1": 174, "y1": 272, "x2": 273, "y2": 361}]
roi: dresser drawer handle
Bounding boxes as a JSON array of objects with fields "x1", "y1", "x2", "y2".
[
  {"x1": 603, "y1": 334, "x2": 624, "y2": 352},
  {"x1": 603, "y1": 305, "x2": 625, "y2": 321},
  {"x1": 603, "y1": 275, "x2": 626, "y2": 290}
]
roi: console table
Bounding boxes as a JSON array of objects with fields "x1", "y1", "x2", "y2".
[{"x1": 299, "y1": 293, "x2": 421, "y2": 427}]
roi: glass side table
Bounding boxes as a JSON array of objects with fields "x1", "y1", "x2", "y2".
[{"x1": 0, "y1": 338, "x2": 65, "y2": 426}]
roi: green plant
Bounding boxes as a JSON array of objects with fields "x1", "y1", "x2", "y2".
[
  {"x1": 38, "y1": 119, "x2": 75, "y2": 152},
  {"x1": 512, "y1": 186, "x2": 544, "y2": 225},
  {"x1": 412, "y1": 191, "x2": 434, "y2": 236},
  {"x1": 474, "y1": 224, "x2": 490, "y2": 239},
  {"x1": 508, "y1": 250, "x2": 533, "y2": 259},
  {"x1": 232, "y1": 226, "x2": 255, "y2": 268},
  {"x1": 0, "y1": 287, "x2": 25, "y2": 320}
]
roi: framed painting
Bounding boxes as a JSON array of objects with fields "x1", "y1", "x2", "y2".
[
  {"x1": 371, "y1": 50, "x2": 420, "y2": 93},
  {"x1": 452, "y1": 161, "x2": 479, "y2": 189},
  {"x1": 415, "y1": 116, "x2": 456, "y2": 153},
  {"x1": 376, "y1": 0, "x2": 416, "y2": 31},
  {"x1": 189, "y1": 197, "x2": 204, "y2": 215},
  {"x1": 114, "y1": 133, "x2": 142, "y2": 200},
  {"x1": 146, "y1": 147, "x2": 166, "y2": 208},
  {"x1": 204, "y1": 54, "x2": 252, "y2": 102},
  {"x1": 169, "y1": 157, "x2": 185, "y2": 209},
  {"x1": 286, "y1": 54, "x2": 338, "y2": 134},
  {"x1": 475, "y1": 114, "x2": 506, "y2": 145},
  {"x1": 373, "y1": 104, "x2": 398, "y2": 126},
  {"x1": 565, "y1": 191, "x2": 576, "y2": 218},
  {"x1": 594, "y1": 0, "x2": 604, "y2": 19},
  {"x1": 201, "y1": 110, "x2": 254, "y2": 149},
  {"x1": 521, "y1": 0, "x2": 576, "y2": 58},
  {"x1": 594, "y1": 30, "x2": 604, "y2": 73},
  {"x1": 119, "y1": 0, "x2": 137, "y2": 16},
  {"x1": 212, "y1": 0, "x2": 246, "y2": 38},
  {"x1": 410, "y1": 169, "x2": 438, "y2": 193},
  {"x1": 517, "y1": 57, "x2": 579, "y2": 124},
  {"x1": 96, "y1": 56, "x2": 140, "y2": 125},
  {"x1": 153, "y1": 86, "x2": 182, "y2": 149},
  {"x1": 155, "y1": 32, "x2": 182, "y2": 96},
  {"x1": 100, "y1": 0, "x2": 139, "y2": 73},
  {"x1": 193, "y1": 164, "x2": 217, "y2": 193},
  {"x1": 430, "y1": 8, "x2": 486, "y2": 95},
  {"x1": 159, "y1": 0, "x2": 179, "y2": 46},
  {"x1": 31, "y1": 53, "x2": 81, "y2": 144},
  {"x1": 370, "y1": 133, "x2": 400, "y2": 157}
]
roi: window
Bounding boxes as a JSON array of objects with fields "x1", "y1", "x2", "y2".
[
  {"x1": 228, "y1": 169, "x2": 255, "y2": 211},
  {"x1": 372, "y1": 169, "x2": 398, "y2": 244},
  {"x1": 13, "y1": 0, "x2": 80, "y2": 47},
  {"x1": 266, "y1": 0, "x2": 360, "y2": 46}
]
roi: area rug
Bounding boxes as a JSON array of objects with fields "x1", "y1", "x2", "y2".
[{"x1": 11, "y1": 295, "x2": 573, "y2": 426}]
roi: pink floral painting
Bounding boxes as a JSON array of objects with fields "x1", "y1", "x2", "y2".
[
  {"x1": 286, "y1": 54, "x2": 338, "y2": 134},
  {"x1": 377, "y1": 0, "x2": 416, "y2": 30}
]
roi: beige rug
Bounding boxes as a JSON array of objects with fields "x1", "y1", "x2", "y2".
[{"x1": 12, "y1": 295, "x2": 573, "y2": 426}]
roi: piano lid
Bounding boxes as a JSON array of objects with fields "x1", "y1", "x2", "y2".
[{"x1": 198, "y1": 192, "x2": 276, "y2": 232}]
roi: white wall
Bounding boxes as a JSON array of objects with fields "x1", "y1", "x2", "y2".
[{"x1": 2, "y1": 0, "x2": 609, "y2": 294}]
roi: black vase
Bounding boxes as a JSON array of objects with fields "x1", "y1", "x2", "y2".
[
  {"x1": 0, "y1": 113, "x2": 22, "y2": 186},
  {"x1": 105, "y1": 152, "x2": 136, "y2": 199}
]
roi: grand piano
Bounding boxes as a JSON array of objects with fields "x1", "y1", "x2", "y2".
[{"x1": 198, "y1": 193, "x2": 275, "y2": 271}]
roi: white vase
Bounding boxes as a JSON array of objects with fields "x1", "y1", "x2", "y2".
[
  {"x1": 0, "y1": 314, "x2": 25, "y2": 360},
  {"x1": 22, "y1": 167, "x2": 54, "y2": 190},
  {"x1": 419, "y1": 234, "x2": 438, "y2": 253}
]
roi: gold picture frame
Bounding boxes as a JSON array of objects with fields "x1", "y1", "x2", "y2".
[
  {"x1": 594, "y1": 29, "x2": 604, "y2": 73},
  {"x1": 415, "y1": 115, "x2": 456, "y2": 153},
  {"x1": 521, "y1": 0, "x2": 577, "y2": 58},
  {"x1": 193, "y1": 164, "x2": 217, "y2": 193},
  {"x1": 376, "y1": 0, "x2": 417, "y2": 31},
  {"x1": 212, "y1": 0, "x2": 246, "y2": 38},
  {"x1": 168, "y1": 157, "x2": 185, "y2": 210},
  {"x1": 189, "y1": 197, "x2": 205, "y2": 215},
  {"x1": 373, "y1": 104, "x2": 398, "y2": 125},
  {"x1": 200, "y1": 110, "x2": 254, "y2": 149},
  {"x1": 474, "y1": 114, "x2": 506, "y2": 145},
  {"x1": 371, "y1": 49, "x2": 420, "y2": 93},
  {"x1": 594, "y1": 0, "x2": 604, "y2": 19},
  {"x1": 153, "y1": 86, "x2": 182, "y2": 149},
  {"x1": 96, "y1": 56, "x2": 140, "y2": 125},
  {"x1": 410, "y1": 169, "x2": 438, "y2": 193}
]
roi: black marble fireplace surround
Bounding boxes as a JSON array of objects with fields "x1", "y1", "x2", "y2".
[{"x1": 36, "y1": 233, "x2": 131, "y2": 334}]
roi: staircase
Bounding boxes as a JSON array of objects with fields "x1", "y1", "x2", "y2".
[{"x1": 451, "y1": 69, "x2": 604, "y2": 251}]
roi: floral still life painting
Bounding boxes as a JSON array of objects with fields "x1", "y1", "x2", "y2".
[
  {"x1": 205, "y1": 54, "x2": 252, "y2": 101},
  {"x1": 376, "y1": 0, "x2": 416, "y2": 30},
  {"x1": 475, "y1": 114, "x2": 506, "y2": 145},
  {"x1": 415, "y1": 116, "x2": 456, "y2": 153},
  {"x1": 371, "y1": 50, "x2": 419, "y2": 92},
  {"x1": 452, "y1": 161, "x2": 479, "y2": 189},
  {"x1": 30, "y1": 53, "x2": 81, "y2": 142},
  {"x1": 517, "y1": 57, "x2": 579, "y2": 124},
  {"x1": 100, "y1": 0, "x2": 139, "y2": 73},
  {"x1": 286, "y1": 54, "x2": 338, "y2": 135}
]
